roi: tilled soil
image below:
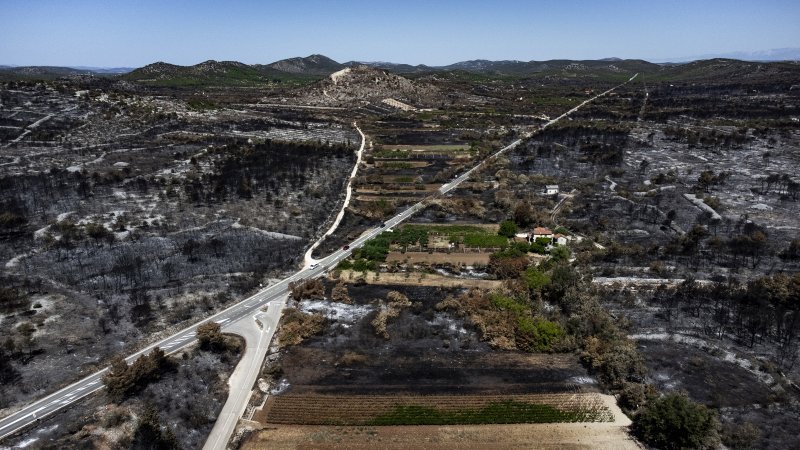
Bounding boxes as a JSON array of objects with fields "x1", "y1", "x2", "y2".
[{"x1": 242, "y1": 422, "x2": 640, "y2": 450}]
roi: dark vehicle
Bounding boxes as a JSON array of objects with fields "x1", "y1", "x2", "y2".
[
  {"x1": 343, "y1": 245, "x2": 350, "y2": 250},
  {"x1": 380, "y1": 223, "x2": 386, "y2": 228}
]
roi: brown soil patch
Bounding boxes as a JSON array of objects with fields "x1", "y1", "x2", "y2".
[
  {"x1": 386, "y1": 251, "x2": 491, "y2": 265},
  {"x1": 334, "y1": 270, "x2": 501, "y2": 289},
  {"x1": 242, "y1": 422, "x2": 640, "y2": 450}
]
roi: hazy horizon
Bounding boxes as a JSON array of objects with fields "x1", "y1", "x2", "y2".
[{"x1": 1, "y1": 0, "x2": 799, "y2": 67}]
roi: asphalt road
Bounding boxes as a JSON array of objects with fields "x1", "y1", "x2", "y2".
[
  {"x1": 0, "y1": 73, "x2": 636, "y2": 443},
  {"x1": 202, "y1": 298, "x2": 285, "y2": 450}
]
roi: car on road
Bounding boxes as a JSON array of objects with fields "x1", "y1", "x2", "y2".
[
  {"x1": 380, "y1": 223, "x2": 386, "y2": 228},
  {"x1": 309, "y1": 263, "x2": 319, "y2": 269},
  {"x1": 342, "y1": 245, "x2": 349, "y2": 250}
]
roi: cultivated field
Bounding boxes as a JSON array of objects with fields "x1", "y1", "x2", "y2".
[
  {"x1": 243, "y1": 423, "x2": 640, "y2": 450},
  {"x1": 257, "y1": 393, "x2": 614, "y2": 425}
]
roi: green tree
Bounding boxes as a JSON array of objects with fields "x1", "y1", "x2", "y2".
[
  {"x1": 516, "y1": 317, "x2": 565, "y2": 352},
  {"x1": 632, "y1": 393, "x2": 720, "y2": 450},
  {"x1": 498, "y1": 220, "x2": 518, "y2": 238},
  {"x1": 549, "y1": 246, "x2": 571, "y2": 263},
  {"x1": 523, "y1": 267, "x2": 551, "y2": 292}
]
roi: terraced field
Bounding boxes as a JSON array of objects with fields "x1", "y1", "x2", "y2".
[{"x1": 259, "y1": 393, "x2": 614, "y2": 425}]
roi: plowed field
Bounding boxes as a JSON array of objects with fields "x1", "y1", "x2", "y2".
[{"x1": 260, "y1": 393, "x2": 613, "y2": 425}]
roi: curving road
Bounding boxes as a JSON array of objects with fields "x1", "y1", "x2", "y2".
[
  {"x1": 304, "y1": 123, "x2": 366, "y2": 267},
  {"x1": 0, "y1": 73, "x2": 636, "y2": 444}
]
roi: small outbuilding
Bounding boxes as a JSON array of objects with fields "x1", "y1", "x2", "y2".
[{"x1": 544, "y1": 185, "x2": 559, "y2": 195}]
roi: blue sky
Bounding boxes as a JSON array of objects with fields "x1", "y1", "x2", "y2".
[{"x1": 1, "y1": 0, "x2": 798, "y2": 67}]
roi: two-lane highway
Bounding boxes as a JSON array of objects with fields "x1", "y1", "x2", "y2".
[{"x1": 0, "y1": 73, "x2": 637, "y2": 443}]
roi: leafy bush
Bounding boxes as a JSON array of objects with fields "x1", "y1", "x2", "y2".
[
  {"x1": 355, "y1": 232, "x2": 393, "y2": 261},
  {"x1": 549, "y1": 245, "x2": 571, "y2": 262},
  {"x1": 581, "y1": 336, "x2": 645, "y2": 389},
  {"x1": 490, "y1": 293, "x2": 528, "y2": 316},
  {"x1": 530, "y1": 242, "x2": 548, "y2": 254},
  {"x1": 632, "y1": 393, "x2": 720, "y2": 450},
  {"x1": 523, "y1": 267, "x2": 551, "y2": 291},
  {"x1": 618, "y1": 382, "x2": 657, "y2": 413},
  {"x1": 516, "y1": 317, "x2": 565, "y2": 352}
]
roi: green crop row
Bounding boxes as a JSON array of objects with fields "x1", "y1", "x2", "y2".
[{"x1": 368, "y1": 400, "x2": 609, "y2": 425}]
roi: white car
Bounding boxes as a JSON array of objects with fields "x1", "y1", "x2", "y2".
[{"x1": 309, "y1": 263, "x2": 319, "y2": 269}]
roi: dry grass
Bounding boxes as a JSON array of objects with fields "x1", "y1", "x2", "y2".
[
  {"x1": 337, "y1": 351, "x2": 369, "y2": 366},
  {"x1": 276, "y1": 308, "x2": 326, "y2": 347},
  {"x1": 333, "y1": 270, "x2": 502, "y2": 289},
  {"x1": 371, "y1": 291, "x2": 412, "y2": 339},
  {"x1": 289, "y1": 279, "x2": 325, "y2": 301},
  {"x1": 330, "y1": 280, "x2": 351, "y2": 304},
  {"x1": 436, "y1": 290, "x2": 519, "y2": 350}
]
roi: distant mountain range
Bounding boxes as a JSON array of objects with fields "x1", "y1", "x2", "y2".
[
  {"x1": 660, "y1": 47, "x2": 800, "y2": 63},
  {"x1": 2, "y1": 51, "x2": 799, "y2": 84},
  {"x1": 261, "y1": 54, "x2": 343, "y2": 75}
]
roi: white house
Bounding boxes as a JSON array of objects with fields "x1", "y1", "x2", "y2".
[
  {"x1": 545, "y1": 185, "x2": 559, "y2": 195},
  {"x1": 531, "y1": 227, "x2": 554, "y2": 241}
]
